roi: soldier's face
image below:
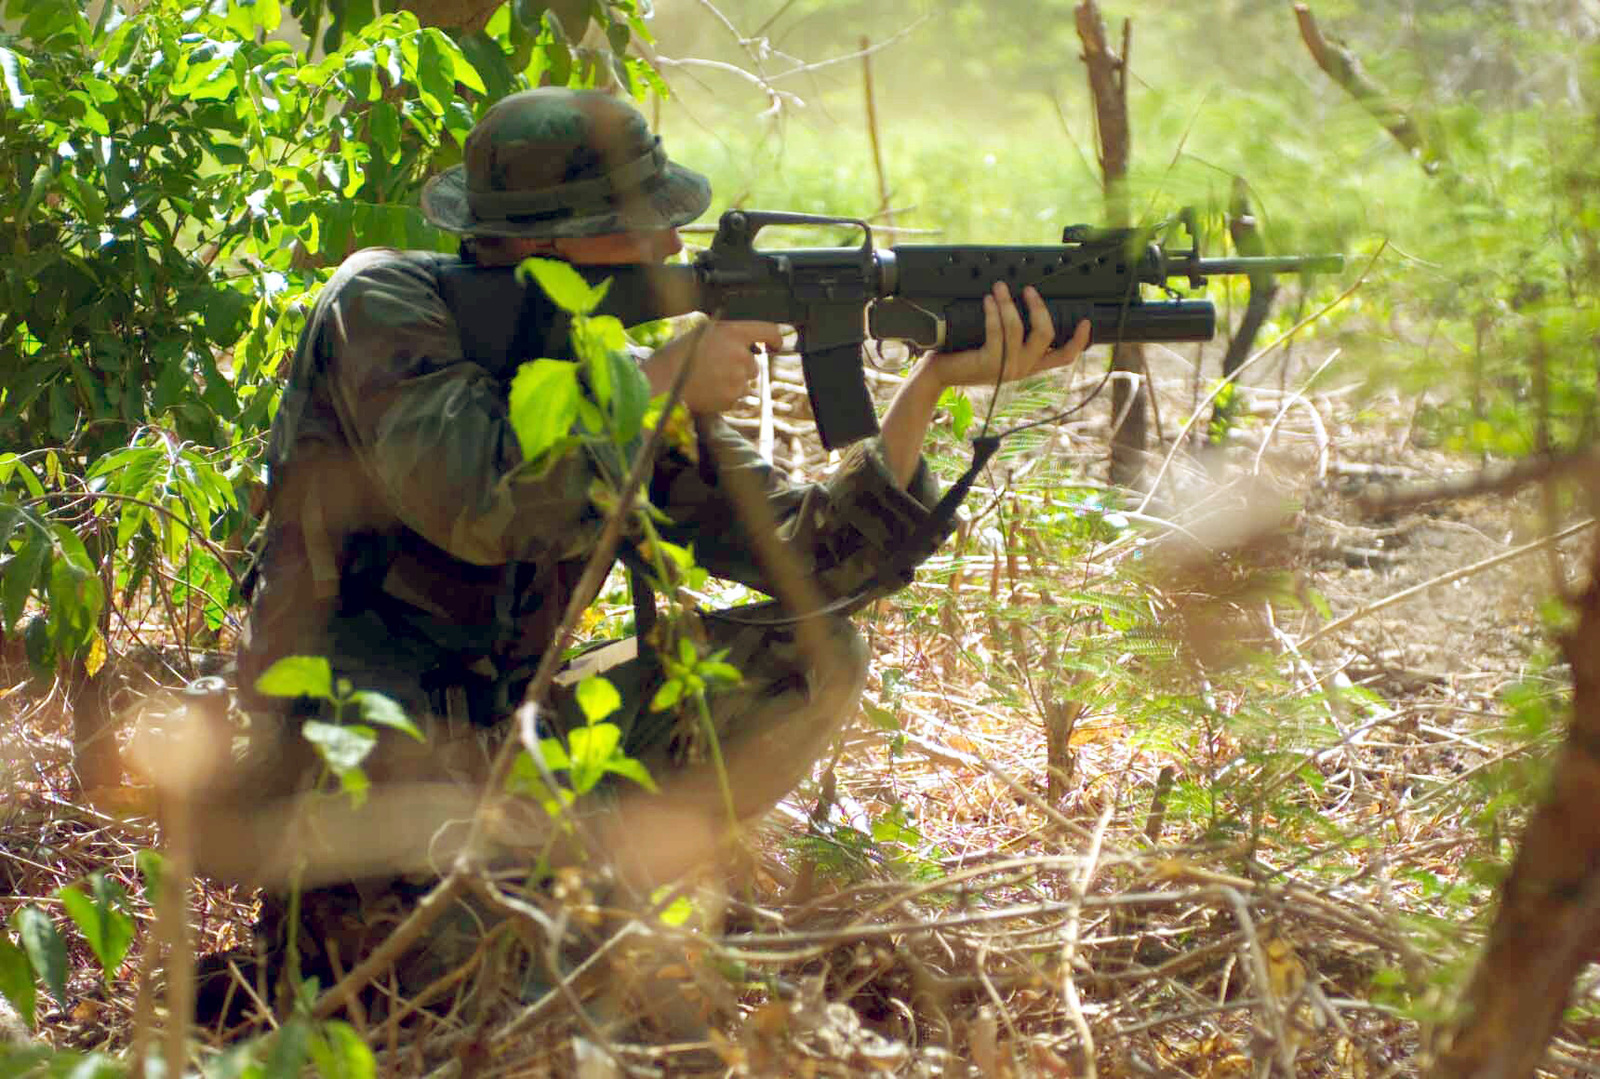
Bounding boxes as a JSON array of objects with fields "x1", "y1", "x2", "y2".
[{"x1": 554, "y1": 228, "x2": 683, "y2": 265}]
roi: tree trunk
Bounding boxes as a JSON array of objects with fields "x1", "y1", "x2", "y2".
[
  {"x1": 398, "y1": 0, "x2": 504, "y2": 34},
  {"x1": 399, "y1": 0, "x2": 592, "y2": 36},
  {"x1": 1426, "y1": 527, "x2": 1600, "y2": 1077},
  {"x1": 70, "y1": 530, "x2": 122, "y2": 794},
  {"x1": 1207, "y1": 178, "x2": 1279, "y2": 450},
  {"x1": 1075, "y1": 2, "x2": 1147, "y2": 488},
  {"x1": 70, "y1": 664, "x2": 122, "y2": 794}
]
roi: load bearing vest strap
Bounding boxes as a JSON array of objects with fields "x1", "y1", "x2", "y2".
[{"x1": 301, "y1": 484, "x2": 341, "y2": 601}]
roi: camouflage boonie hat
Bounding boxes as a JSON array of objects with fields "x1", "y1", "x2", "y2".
[{"x1": 421, "y1": 88, "x2": 711, "y2": 239}]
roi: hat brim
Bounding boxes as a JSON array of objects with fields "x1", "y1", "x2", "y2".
[{"x1": 420, "y1": 159, "x2": 712, "y2": 239}]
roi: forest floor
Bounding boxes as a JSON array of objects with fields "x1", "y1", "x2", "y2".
[{"x1": 2, "y1": 346, "x2": 1596, "y2": 1077}]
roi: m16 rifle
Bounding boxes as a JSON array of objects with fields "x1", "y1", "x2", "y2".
[{"x1": 442, "y1": 208, "x2": 1343, "y2": 450}]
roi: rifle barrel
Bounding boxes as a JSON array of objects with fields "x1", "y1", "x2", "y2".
[{"x1": 1179, "y1": 254, "x2": 1345, "y2": 277}]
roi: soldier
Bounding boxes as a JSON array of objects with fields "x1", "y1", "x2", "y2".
[{"x1": 195, "y1": 86, "x2": 1088, "y2": 1024}]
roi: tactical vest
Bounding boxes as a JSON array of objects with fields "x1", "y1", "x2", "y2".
[{"x1": 244, "y1": 252, "x2": 597, "y2": 726}]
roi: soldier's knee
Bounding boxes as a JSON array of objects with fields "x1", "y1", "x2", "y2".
[{"x1": 808, "y1": 614, "x2": 869, "y2": 718}]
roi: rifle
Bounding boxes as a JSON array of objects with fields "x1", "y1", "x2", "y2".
[{"x1": 441, "y1": 208, "x2": 1343, "y2": 450}]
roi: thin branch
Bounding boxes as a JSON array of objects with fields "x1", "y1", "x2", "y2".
[
  {"x1": 1292, "y1": 4, "x2": 1437, "y2": 174},
  {"x1": 1134, "y1": 242, "x2": 1384, "y2": 517},
  {"x1": 463, "y1": 320, "x2": 717, "y2": 869},
  {"x1": 1354, "y1": 447, "x2": 1600, "y2": 515},
  {"x1": 1298, "y1": 517, "x2": 1596, "y2": 651},
  {"x1": 311, "y1": 872, "x2": 468, "y2": 1020}
]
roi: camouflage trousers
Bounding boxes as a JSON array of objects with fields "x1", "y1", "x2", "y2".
[
  {"x1": 547, "y1": 608, "x2": 869, "y2": 818},
  {"x1": 204, "y1": 610, "x2": 868, "y2": 1024}
]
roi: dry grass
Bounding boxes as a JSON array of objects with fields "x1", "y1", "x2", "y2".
[{"x1": 4, "y1": 350, "x2": 1598, "y2": 1077}]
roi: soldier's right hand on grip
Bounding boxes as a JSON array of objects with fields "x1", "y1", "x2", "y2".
[{"x1": 642, "y1": 320, "x2": 787, "y2": 415}]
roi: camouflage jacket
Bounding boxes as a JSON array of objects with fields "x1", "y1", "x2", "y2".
[{"x1": 239, "y1": 247, "x2": 942, "y2": 723}]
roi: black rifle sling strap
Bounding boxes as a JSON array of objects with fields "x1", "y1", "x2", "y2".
[
  {"x1": 439, "y1": 258, "x2": 662, "y2": 642},
  {"x1": 705, "y1": 434, "x2": 1002, "y2": 628}
]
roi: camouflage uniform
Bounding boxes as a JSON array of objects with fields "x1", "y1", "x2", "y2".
[
  {"x1": 205, "y1": 88, "x2": 943, "y2": 1022},
  {"x1": 236, "y1": 246, "x2": 941, "y2": 790}
]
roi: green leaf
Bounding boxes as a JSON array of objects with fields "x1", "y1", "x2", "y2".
[
  {"x1": 344, "y1": 48, "x2": 377, "y2": 102},
  {"x1": 861, "y1": 699, "x2": 899, "y2": 732},
  {"x1": 506, "y1": 749, "x2": 575, "y2": 817},
  {"x1": 566, "y1": 722, "x2": 622, "y2": 793},
  {"x1": 512, "y1": 0, "x2": 547, "y2": 33},
  {"x1": 11, "y1": 907, "x2": 67, "y2": 1012},
  {"x1": 302, "y1": 721, "x2": 377, "y2": 775},
  {"x1": 136, "y1": 850, "x2": 166, "y2": 909},
  {"x1": 438, "y1": 29, "x2": 485, "y2": 94},
  {"x1": 2, "y1": 527, "x2": 47, "y2": 633},
  {"x1": 308, "y1": 1020, "x2": 376, "y2": 1079},
  {"x1": 336, "y1": 765, "x2": 371, "y2": 806},
  {"x1": 368, "y1": 101, "x2": 401, "y2": 164},
  {"x1": 605, "y1": 349, "x2": 650, "y2": 444},
  {"x1": 606, "y1": 17, "x2": 630, "y2": 54},
  {"x1": 584, "y1": 334, "x2": 615, "y2": 411},
  {"x1": 0, "y1": 454, "x2": 45, "y2": 498},
  {"x1": 570, "y1": 721, "x2": 622, "y2": 767},
  {"x1": 350, "y1": 692, "x2": 423, "y2": 740},
  {"x1": 517, "y1": 257, "x2": 603, "y2": 316},
  {"x1": 0, "y1": 933, "x2": 36, "y2": 1029},
  {"x1": 508, "y1": 359, "x2": 581, "y2": 464},
  {"x1": 0, "y1": 46, "x2": 33, "y2": 111},
  {"x1": 574, "y1": 674, "x2": 621, "y2": 724},
  {"x1": 249, "y1": 0, "x2": 283, "y2": 33},
  {"x1": 57, "y1": 874, "x2": 135, "y2": 983},
  {"x1": 538, "y1": 737, "x2": 571, "y2": 771},
  {"x1": 575, "y1": 398, "x2": 605, "y2": 436},
  {"x1": 15, "y1": 0, "x2": 81, "y2": 45},
  {"x1": 1307, "y1": 588, "x2": 1333, "y2": 621},
  {"x1": 255, "y1": 655, "x2": 334, "y2": 700},
  {"x1": 949, "y1": 390, "x2": 973, "y2": 440},
  {"x1": 604, "y1": 755, "x2": 657, "y2": 793},
  {"x1": 416, "y1": 28, "x2": 454, "y2": 111},
  {"x1": 172, "y1": 40, "x2": 241, "y2": 101},
  {"x1": 697, "y1": 661, "x2": 742, "y2": 685},
  {"x1": 456, "y1": 29, "x2": 514, "y2": 98},
  {"x1": 263, "y1": 1015, "x2": 311, "y2": 1079},
  {"x1": 655, "y1": 894, "x2": 693, "y2": 927},
  {"x1": 78, "y1": 102, "x2": 110, "y2": 136},
  {"x1": 46, "y1": 524, "x2": 103, "y2": 652},
  {"x1": 871, "y1": 810, "x2": 924, "y2": 848},
  {"x1": 649, "y1": 679, "x2": 683, "y2": 713}
]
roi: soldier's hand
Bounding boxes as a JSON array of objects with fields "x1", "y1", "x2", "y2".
[
  {"x1": 924, "y1": 282, "x2": 1090, "y2": 390},
  {"x1": 642, "y1": 319, "x2": 785, "y2": 415}
]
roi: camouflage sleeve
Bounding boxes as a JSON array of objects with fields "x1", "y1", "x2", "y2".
[
  {"x1": 649, "y1": 416, "x2": 943, "y2": 603},
  {"x1": 313, "y1": 249, "x2": 943, "y2": 591},
  {"x1": 313, "y1": 250, "x2": 605, "y2": 566}
]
